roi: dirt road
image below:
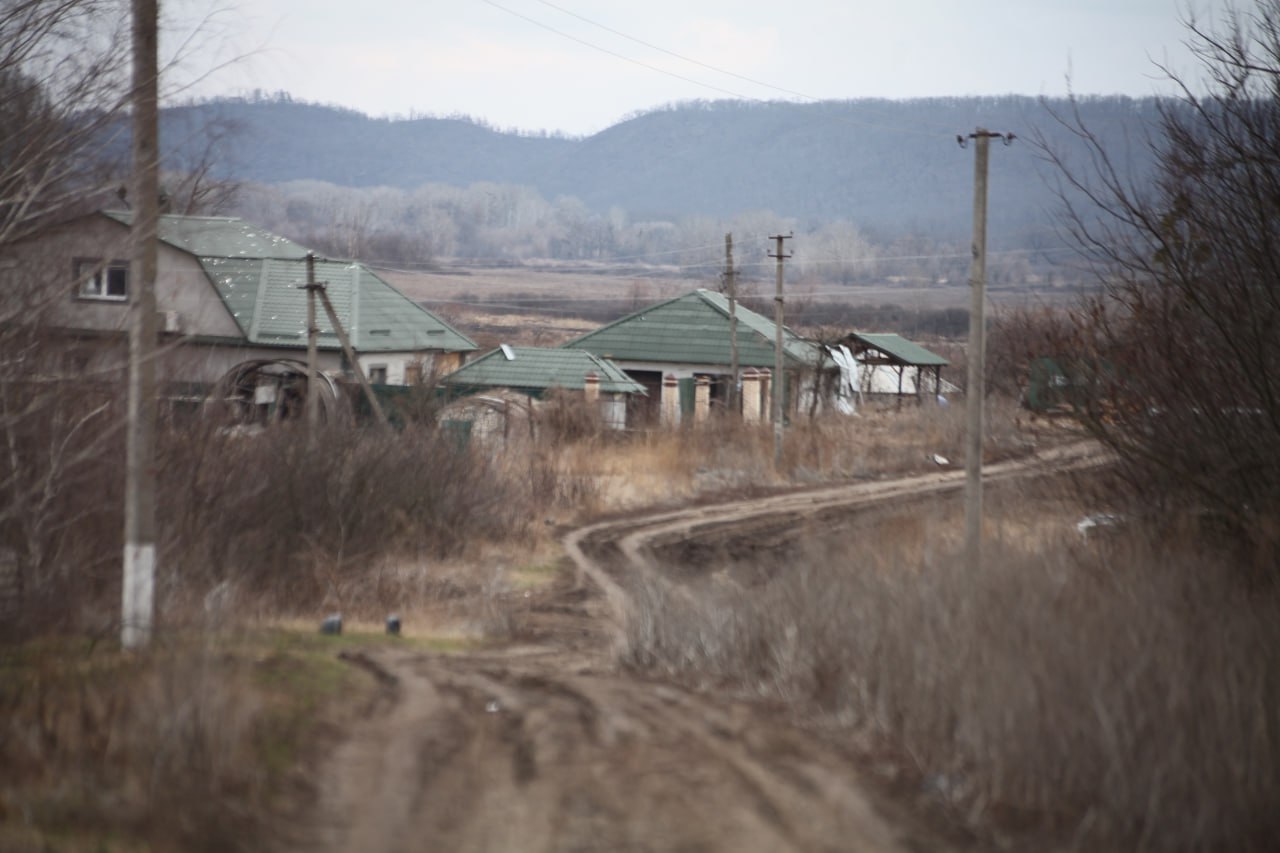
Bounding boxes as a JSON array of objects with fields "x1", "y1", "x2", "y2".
[{"x1": 298, "y1": 443, "x2": 1101, "y2": 853}]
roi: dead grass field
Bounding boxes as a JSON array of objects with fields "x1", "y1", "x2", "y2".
[
  {"x1": 381, "y1": 263, "x2": 1067, "y2": 348},
  {"x1": 12, "y1": 394, "x2": 1249, "y2": 850}
]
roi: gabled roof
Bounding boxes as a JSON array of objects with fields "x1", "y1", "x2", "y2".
[
  {"x1": 846, "y1": 332, "x2": 949, "y2": 367},
  {"x1": 103, "y1": 211, "x2": 310, "y2": 259},
  {"x1": 441, "y1": 346, "x2": 645, "y2": 396},
  {"x1": 102, "y1": 211, "x2": 475, "y2": 353},
  {"x1": 204, "y1": 257, "x2": 476, "y2": 352},
  {"x1": 562, "y1": 289, "x2": 820, "y2": 367}
]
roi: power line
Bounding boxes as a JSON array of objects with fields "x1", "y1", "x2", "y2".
[
  {"x1": 530, "y1": 0, "x2": 812, "y2": 101},
  {"x1": 478, "y1": 0, "x2": 754, "y2": 101},
  {"x1": 480, "y1": 0, "x2": 960, "y2": 139}
]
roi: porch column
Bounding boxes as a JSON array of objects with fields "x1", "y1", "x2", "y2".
[
  {"x1": 695, "y1": 375, "x2": 711, "y2": 423},
  {"x1": 603, "y1": 392, "x2": 626, "y2": 429},
  {"x1": 741, "y1": 368, "x2": 761, "y2": 424},
  {"x1": 661, "y1": 373, "x2": 680, "y2": 427},
  {"x1": 758, "y1": 369, "x2": 772, "y2": 423},
  {"x1": 583, "y1": 371, "x2": 600, "y2": 403}
]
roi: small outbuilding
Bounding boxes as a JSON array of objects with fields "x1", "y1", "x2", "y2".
[
  {"x1": 440, "y1": 345, "x2": 645, "y2": 430},
  {"x1": 842, "y1": 332, "x2": 951, "y2": 404}
]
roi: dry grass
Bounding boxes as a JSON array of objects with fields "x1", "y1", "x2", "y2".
[
  {"x1": 538, "y1": 397, "x2": 1036, "y2": 520},
  {"x1": 0, "y1": 371, "x2": 1052, "y2": 848},
  {"x1": 620, "y1": 475, "x2": 1280, "y2": 851},
  {"x1": 0, "y1": 630, "x2": 380, "y2": 852}
]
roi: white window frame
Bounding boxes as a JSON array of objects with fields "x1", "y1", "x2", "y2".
[{"x1": 75, "y1": 258, "x2": 129, "y2": 302}]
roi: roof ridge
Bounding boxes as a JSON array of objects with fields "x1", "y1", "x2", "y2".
[{"x1": 561, "y1": 289, "x2": 705, "y2": 348}]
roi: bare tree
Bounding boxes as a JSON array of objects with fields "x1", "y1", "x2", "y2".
[
  {"x1": 161, "y1": 112, "x2": 243, "y2": 215},
  {"x1": 1037, "y1": 0, "x2": 1280, "y2": 561},
  {"x1": 0, "y1": 1, "x2": 134, "y2": 633},
  {"x1": 0, "y1": 0, "x2": 133, "y2": 246}
]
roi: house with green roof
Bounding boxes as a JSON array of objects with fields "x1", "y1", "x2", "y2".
[
  {"x1": 440, "y1": 345, "x2": 645, "y2": 429},
  {"x1": 562, "y1": 289, "x2": 826, "y2": 423},
  {"x1": 4, "y1": 210, "x2": 476, "y2": 391}
]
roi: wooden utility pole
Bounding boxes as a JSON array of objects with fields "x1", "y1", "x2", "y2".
[
  {"x1": 725, "y1": 233, "x2": 739, "y2": 417},
  {"x1": 122, "y1": 0, "x2": 158, "y2": 649},
  {"x1": 958, "y1": 128, "x2": 1013, "y2": 573},
  {"x1": 304, "y1": 253, "x2": 320, "y2": 433},
  {"x1": 313, "y1": 283, "x2": 390, "y2": 427},
  {"x1": 769, "y1": 233, "x2": 793, "y2": 466}
]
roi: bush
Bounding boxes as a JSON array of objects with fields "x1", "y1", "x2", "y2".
[
  {"x1": 1038, "y1": 2, "x2": 1280, "y2": 562},
  {"x1": 621, "y1": 481, "x2": 1280, "y2": 851},
  {"x1": 156, "y1": 419, "x2": 541, "y2": 616}
]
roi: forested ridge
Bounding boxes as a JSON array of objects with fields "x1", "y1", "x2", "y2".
[{"x1": 165, "y1": 94, "x2": 1162, "y2": 245}]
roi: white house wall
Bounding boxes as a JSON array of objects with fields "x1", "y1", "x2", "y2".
[
  {"x1": 5, "y1": 215, "x2": 241, "y2": 339},
  {"x1": 357, "y1": 352, "x2": 434, "y2": 386}
]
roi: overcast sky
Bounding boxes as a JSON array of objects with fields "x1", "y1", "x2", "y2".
[{"x1": 167, "y1": 0, "x2": 1229, "y2": 136}]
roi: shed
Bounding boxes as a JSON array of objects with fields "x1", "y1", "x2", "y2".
[
  {"x1": 843, "y1": 332, "x2": 951, "y2": 404},
  {"x1": 440, "y1": 346, "x2": 645, "y2": 430}
]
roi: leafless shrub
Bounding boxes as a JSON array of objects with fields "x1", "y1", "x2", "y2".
[
  {"x1": 0, "y1": 262, "x2": 127, "y2": 638},
  {"x1": 1034, "y1": 2, "x2": 1280, "y2": 562},
  {"x1": 622, "y1": 484, "x2": 1280, "y2": 850},
  {"x1": 156, "y1": 419, "x2": 541, "y2": 617},
  {"x1": 986, "y1": 305, "x2": 1077, "y2": 400},
  {"x1": 535, "y1": 387, "x2": 604, "y2": 444}
]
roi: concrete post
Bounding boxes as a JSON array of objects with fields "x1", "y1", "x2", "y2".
[
  {"x1": 661, "y1": 373, "x2": 680, "y2": 427},
  {"x1": 603, "y1": 392, "x2": 626, "y2": 430},
  {"x1": 123, "y1": 0, "x2": 159, "y2": 650},
  {"x1": 695, "y1": 375, "x2": 711, "y2": 423},
  {"x1": 583, "y1": 371, "x2": 600, "y2": 403},
  {"x1": 759, "y1": 369, "x2": 772, "y2": 423},
  {"x1": 742, "y1": 368, "x2": 761, "y2": 424}
]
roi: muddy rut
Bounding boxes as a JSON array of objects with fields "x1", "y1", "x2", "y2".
[{"x1": 296, "y1": 443, "x2": 1101, "y2": 853}]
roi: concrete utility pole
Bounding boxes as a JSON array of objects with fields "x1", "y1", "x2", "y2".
[
  {"x1": 725, "y1": 233, "x2": 739, "y2": 417},
  {"x1": 122, "y1": 0, "x2": 159, "y2": 649},
  {"x1": 958, "y1": 128, "x2": 1013, "y2": 573},
  {"x1": 304, "y1": 253, "x2": 320, "y2": 434},
  {"x1": 769, "y1": 233, "x2": 793, "y2": 466}
]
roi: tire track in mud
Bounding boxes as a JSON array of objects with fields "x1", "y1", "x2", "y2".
[
  {"x1": 300, "y1": 442, "x2": 1102, "y2": 853},
  {"x1": 306, "y1": 648, "x2": 908, "y2": 853},
  {"x1": 568, "y1": 441, "x2": 1103, "y2": 617}
]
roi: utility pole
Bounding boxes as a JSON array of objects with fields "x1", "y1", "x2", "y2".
[
  {"x1": 304, "y1": 253, "x2": 319, "y2": 434},
  {"x1": 724, "y1": 233, "x2": 739, "y2": 417},
  {"x1": 958, "y1": 128, "x2": 1013, "y2": 573},
  {"x1": 769, "y1": 232, "x2": 793, "y2": 466},
  {"x1": 122, "y1": 0, "x2": 158, "y2": 649},
  {"x1": 313, "y1": 283, "x2": 390, "y2": 428}
]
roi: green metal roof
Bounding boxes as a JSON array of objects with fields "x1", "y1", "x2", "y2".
[
  {"x1": 563, "y1": 289, "x2": 820, "y2": 367},
  {"x1": 442, "y1": 346, "x2": 645, "y2": 396},
  {"x1": 103, "y1": 210, "x2": 311, "y2": 259},
  {"x1": 846, "y1": 332, "x2": 949, "y2": 367},
  {"x1": 203, "y1": 256, "x2": 476, "y2": 352},
  {"x1": 102, "y1": 210, "x2": 475, "y2": 353}
]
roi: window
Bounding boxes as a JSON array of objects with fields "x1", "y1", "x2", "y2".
[
  {"x1": 367, "y1": 365, "x2": 388, "y2": 384},
  {"x1": 76, "y1": 259, "x2": 128, "y2": 301}
]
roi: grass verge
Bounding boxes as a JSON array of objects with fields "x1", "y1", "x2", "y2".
[
  {"x1": 620, "y1": 474, "x2": 1280, "y2": 851},
  {"x1": 0, "y1": 628, "x2": 408, "y2": 853}
]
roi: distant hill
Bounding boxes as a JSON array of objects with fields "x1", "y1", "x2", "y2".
[{"x1": 162, "y1": 95, "x2": 1164, "y2": 244}]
